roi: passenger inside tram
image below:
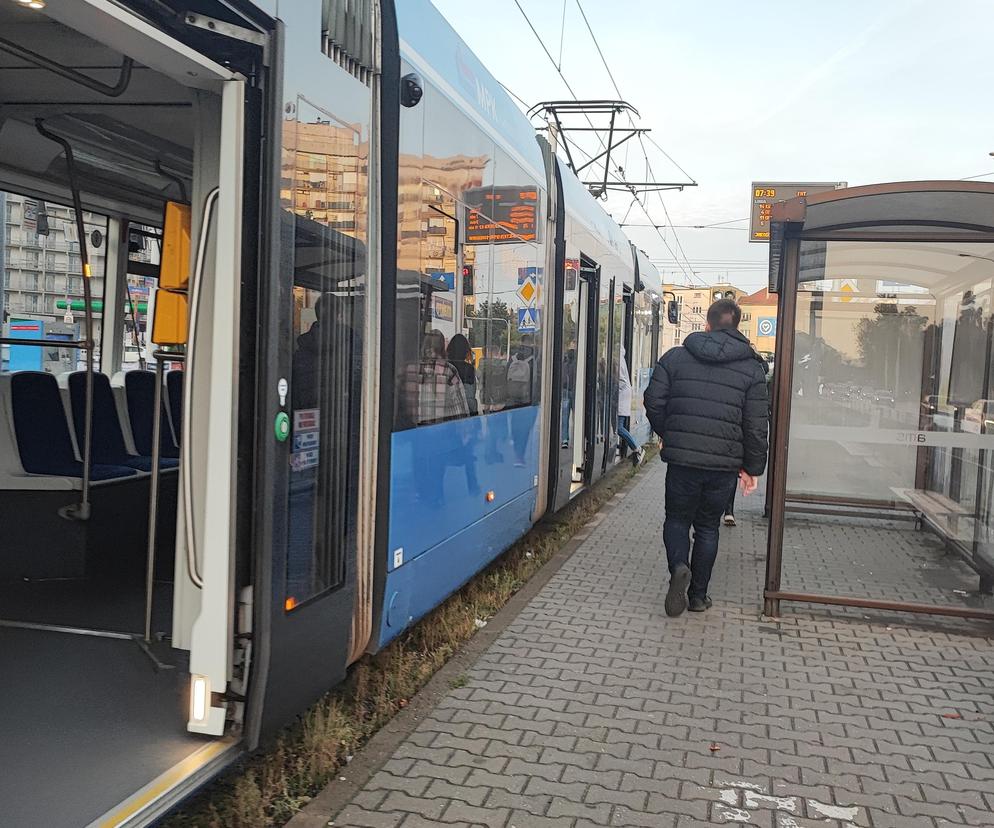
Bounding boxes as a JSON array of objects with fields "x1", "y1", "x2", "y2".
[
  {"x1": 446, "y1": 332, "x2": 478, "y2": 415},
  {"x1": 399, "y1": 329, "x2": 469, "y2": 427}
]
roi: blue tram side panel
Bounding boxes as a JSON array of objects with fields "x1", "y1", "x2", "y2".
[
  {"x1": 375, "y1": 0, "x2": 549, "y2": 649},
  {"x1": 378, "y1": 407, "x2": 538, "y2": 645}
]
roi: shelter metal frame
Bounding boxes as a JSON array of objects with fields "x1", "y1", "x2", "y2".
[{"x1": 764, "y1": 181, "x2": 994, "y2": 622}]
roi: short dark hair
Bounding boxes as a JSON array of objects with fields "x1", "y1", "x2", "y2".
[{"x1": 706, "y1": 298, "x2": 741, "y2": 330}]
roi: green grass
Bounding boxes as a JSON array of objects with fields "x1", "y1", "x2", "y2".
[{"x1": 164, "y1": 452, "x2": 651, "y2": 827}]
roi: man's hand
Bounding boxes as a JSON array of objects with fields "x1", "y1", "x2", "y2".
[{"x1": 739, "y1": 471, "x2": 758, "y2": 496}]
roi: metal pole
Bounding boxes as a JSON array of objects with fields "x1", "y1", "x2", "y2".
[
  {"x1": 37, "y1": 120, "x2": 94, "y2": 521},
  {"x1": 763, "y1": 237, "x2": 800, "y2": 617},
  {"x1": 144, "y1": 355, "x2": 166, "y2": 643}
]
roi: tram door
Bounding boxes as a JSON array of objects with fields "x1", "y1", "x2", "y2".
[
  {"x1": 577, "y1": 258, "x2": 602, "y2": 485},
  {"x1": 249, "y1": 3, "x2": 372, "y2": 736}
]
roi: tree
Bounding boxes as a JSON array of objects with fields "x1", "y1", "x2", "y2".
[
  {"x1": 855, "y1": 304, "x2": 928, "y2": 395},
  {"x1": 466, "y1": 299, "x2": 512, "y2": 355}
]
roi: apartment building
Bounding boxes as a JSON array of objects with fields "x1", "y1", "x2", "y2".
[{"x1": 659, "y1": 282, "x2": 746, "y2": 353}]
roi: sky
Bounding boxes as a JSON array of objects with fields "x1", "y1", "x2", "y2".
[{"x1": 430, "y1": 0, "x2": 994, "y2": 292}]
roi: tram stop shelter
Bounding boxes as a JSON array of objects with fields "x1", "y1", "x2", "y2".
[{"x1": 765, "y1": 181, "x2": 994, "y2": 623}]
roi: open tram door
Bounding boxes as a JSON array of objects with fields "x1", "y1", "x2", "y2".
[
  {"x1": 573, "y1": 256, "x2": 600, "y2": 490},
  {"x1": 0, "y1": 0, "x2": 269, "y2": 823},
  {"x1": 241, "y1": 0, "x2": 379, "y2": 741}
]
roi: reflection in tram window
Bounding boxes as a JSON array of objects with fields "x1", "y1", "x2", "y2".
[
  {"x1": 392, "y1": 77, "x2": 544, "y2": 431},
  {"x1": 283, "y1": 96, "x2": 366, "y2": 608}
]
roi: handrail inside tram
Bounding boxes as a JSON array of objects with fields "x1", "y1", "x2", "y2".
[{"x1": 34, "y1": 119, "x2": 97, "y2": 523}]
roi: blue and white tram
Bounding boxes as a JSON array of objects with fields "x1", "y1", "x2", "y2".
[{"x1": 0, "y1": 1, "x2": 663, "y2": 824}]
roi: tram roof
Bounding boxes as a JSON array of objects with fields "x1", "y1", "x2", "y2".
[{"x1": 396, "y1": 0, "x2": 546, "y2": 184}]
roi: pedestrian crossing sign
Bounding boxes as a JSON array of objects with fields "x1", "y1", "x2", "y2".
[{"x1": 517, "y1": 307, "x2": 540, "y2": 332}]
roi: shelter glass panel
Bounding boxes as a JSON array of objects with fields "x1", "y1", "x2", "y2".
[{"x1": 781, "y1": 239, "x2": 994, "y2": 608}]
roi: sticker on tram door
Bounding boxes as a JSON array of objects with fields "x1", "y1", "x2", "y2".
[
  {"x1": 290, "y1": 449, "x2": 319, "y2": 471},
  {"x1": 393, "y1": 548, "x2": 404, "y2": 568},
  {"x1": 294, "y1": 409, "x2": 320, "y2": 430}
]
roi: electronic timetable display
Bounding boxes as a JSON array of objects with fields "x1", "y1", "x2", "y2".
[
  {"x1": 464, "y1": 186, "x2": 539, "y2": 244},
  {"x1": 749, "y1": 181, "x2": 845, "y2": 243}
]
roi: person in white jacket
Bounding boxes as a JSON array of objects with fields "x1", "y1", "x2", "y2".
[{"x1": 618, "y1": 348, "x2": 646, "y2": 466}]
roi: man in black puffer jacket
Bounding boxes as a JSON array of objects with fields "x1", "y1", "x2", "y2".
[{"x1": 644, "y1": 299, "x2": 769, "y2": 616}]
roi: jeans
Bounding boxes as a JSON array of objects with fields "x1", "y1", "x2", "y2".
[
  {"x1": 663, "y1": 464, "x2": 738, "y2": 601},
  {"x1": 725, "y1": 484, "x2": 736, "y2": 517},
  {"x1": 618, "y1": 415, "x2": 638, "y2": 453},
  {"x1": 561, "y1": 396, "x2": 572, "y2": 443}
]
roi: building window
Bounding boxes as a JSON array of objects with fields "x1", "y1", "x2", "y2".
[{"x1": 742, "y1": 312, "x2": 752, "y2": 322}]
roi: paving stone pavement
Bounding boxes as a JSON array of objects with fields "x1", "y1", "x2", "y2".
[{"x1": 325, "y1": 461, "x2": 994, "y2": 827}]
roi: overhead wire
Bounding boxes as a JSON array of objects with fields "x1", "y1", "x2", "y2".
[
  {"x1": 621, "y1": 223, "x2": 746, "y2": 231},
  {"x1": 575, "y1": 0, "x2": 624, "y2": 99},
  {"x1": 637, "y1": 133, "x2": 699, "y2": 282},
  {"x1": 572, "y1": 0, "x2": 701, "y2": 282},
  {"x1": 643, "y1": 132, "x2": 697, "y2": 188},
  {"x1": 500, "y1": 81, "x2": 530, "y2": 110},
  {"x1": 513, "y1": 0, "x2": 702, "y2": 284}
]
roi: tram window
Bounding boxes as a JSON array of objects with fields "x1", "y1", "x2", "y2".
[
  {"x1": 483, "y1": 147, "x2": 543, "y2": 412},
  {"x1": 283, "y1": 94, "x2": 367, "y2": 606},
  {"x1": 0, "y1": 190, "x2": 107, "y2": 375},
  {"x1": 391, "y1": 79, "x2": 544, "y2": 430},
  {"x1": 394, "y1": 76, "x2": 497, "y2": 430}
]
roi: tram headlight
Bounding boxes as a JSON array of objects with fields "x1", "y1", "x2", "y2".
[
  {"x1": 14, "y1": 0, "x2": 47, "y2": 9},
  {"x1": 191, "y1": 674, "x2": 210, "y2": 724}
]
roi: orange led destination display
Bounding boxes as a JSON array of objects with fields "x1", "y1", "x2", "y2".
[
  {"x1": 749, "y1": 181, "x2": 845, "y2": 243},
  {"x1": 464, "y1": 186, "x2": 539, "y2": 244}
]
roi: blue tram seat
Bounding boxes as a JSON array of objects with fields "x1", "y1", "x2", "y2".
[
  {"x1": 124, "y1": 371, "x2": 180, "y2": 459},
  {"x1": 66, "y1": 372, "x2": 178, "y2": 472},
  {"x1": 165, "y1": 369, "x2": 183, "y2": 448},
  {"x1": 10, "y1": 372, "x2": 137, "y2": 481}
]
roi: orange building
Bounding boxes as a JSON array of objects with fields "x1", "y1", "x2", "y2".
[{"x1": 738, "y1": 287, "x2": 778, "y2": 355}]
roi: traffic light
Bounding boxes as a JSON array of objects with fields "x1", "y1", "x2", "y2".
[
  {"x1": 462, "y1": 264, "x2": 474, "y2": 296},
  {"x1": 667, "y1": 299, "x2": 680, "y2": 325}
]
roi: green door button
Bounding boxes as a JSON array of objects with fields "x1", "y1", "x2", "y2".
[{"x1": 275, "y1": 411, "x2": 290, "y2": 442}]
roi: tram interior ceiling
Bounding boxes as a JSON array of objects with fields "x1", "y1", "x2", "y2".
[
  {"x1": 0, "y1": 3, "x2": 257, "y2": 826},
  {"x1": 765, "y1": 182, "x2": 994, "y2": 623}
]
